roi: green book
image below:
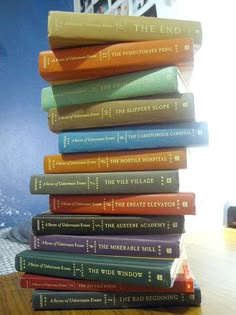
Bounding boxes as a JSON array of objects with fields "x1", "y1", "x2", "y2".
[
  {"x1": 29, "y1": 170, "x2": 179, "y2": 195},
  {"x1": 41, "y1": 66, "x2": 187, "y2": 111},
  {"x1": 15, "y1": 249, "x2": 181, "y2": 288}
]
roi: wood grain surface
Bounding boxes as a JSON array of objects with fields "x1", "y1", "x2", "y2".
[{"x1": 0, "y1": 227, "x2": 236, "y2": 315}]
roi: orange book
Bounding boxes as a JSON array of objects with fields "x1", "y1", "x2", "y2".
[
  {"x1": 43, "y1": 148, "x2": 187, "y2": 173},
  {"x1": 49, "y1": 192, "x2": 195, "y2": 215},
  {"x1": 38, "y1": 37, "x2": 194, "y2": 83}
]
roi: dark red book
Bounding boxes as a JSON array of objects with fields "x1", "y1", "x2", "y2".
[{"x1": 49, "y1": 192, "x2": 195, "y2": 216}]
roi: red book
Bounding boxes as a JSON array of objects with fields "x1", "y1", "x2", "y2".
[{"x1": 49, "y1": 192, "x2": 195, "y2": 215}]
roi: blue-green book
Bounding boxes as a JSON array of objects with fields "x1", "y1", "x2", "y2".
[
  {"x1": 15, "y1": 249, "x2": 181, "y2": 287},
  {"x1": 41, "y1": 66, "x2": 186, "y2": 111},
  {"x1": 59, "y1": 121, "x2": 208, "y2": 154},
  {"x1": 31, "y1": 283, "x2": 201, "y2": 310}
]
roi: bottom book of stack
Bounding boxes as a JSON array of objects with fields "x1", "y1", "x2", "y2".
[
  {"x1": 15, "y1": 245, "x2": 201, "y2": 310},
  {"x1": 31, "y1": 285, "x2": 201, "y2": 310}
]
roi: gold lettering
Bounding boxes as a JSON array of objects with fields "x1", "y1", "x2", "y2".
[
  {"x1": 111, "y1": 51, "x2": 122, "y2": 57},
  {"x1": 127, "y1": 202, "x2": 146, "y2": 207},
  {"x1": 132, "y1": 296, "x2": 145, "y2": 302},
  {"x1": 105, "y1": 179, "x2": 115, "y2": 185},
  {"x1": 88, "y1": 268, "x2": 100, "y2": 274},
  {"x1": 115, "y1": 202, "x2": 125, "y2": 207},
  {"x1": 116, "y1": 179, "x2": 129, "y2": 185},
  {"x1": 101, "y1": 269, "x2": 116, "y2": 275},
  {"x1": 117, "y1": 270, "x2": 143, "y2": 277},
  {"x1": 152, "y1": 104, "x2": 170, "y2": 110},
  {"x1": 104, "y1": 223, "x2": 115, "y2": 228},
  {"x1": 119, "y1": 296, "x2": 131, "y2": 302},
  {"x1": 98, "y1": 244, "x2": 109, "y2": 249},
  {"x1": 130, "y1": 178, "x2": 154, "y2": 184}
]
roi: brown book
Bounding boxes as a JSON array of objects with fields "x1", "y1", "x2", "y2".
[
  {"x1": 48, "y1": 93, "x2": 195, "y2": 132},
  {"x1": 48, "y1": 11, "x2": 202, "y2": 50},
  {"x1": 38, "y1": 38, "x2": 194, "y2": 83},
  {"x1": 44, "y1": 147, "x2": 187, "y2": 173}
]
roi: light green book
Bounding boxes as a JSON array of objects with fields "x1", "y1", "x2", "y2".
[{"x1": 41, "y1": 66, "x2": 187, "y2": 111}]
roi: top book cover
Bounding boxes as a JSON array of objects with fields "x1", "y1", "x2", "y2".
[{"x1": 47, "y1": 11, "x2": 202, "y2": 50}]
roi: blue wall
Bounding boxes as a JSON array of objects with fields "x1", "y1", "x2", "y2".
[{"x1": 0, "y1": 1, "x2": 74, "y2": 228}]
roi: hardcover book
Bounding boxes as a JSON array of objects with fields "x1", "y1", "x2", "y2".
[
  {"x1": 47, "y1": 11, "x2": 202, "y2": 50},
  {"x1": 31, "y1": 212, "x2": 185, "y2": 236},
  {"x1": 59, "y1": 121, "x2": 208, "y2": 154},
  {"x1": 38, "y1": 38, "x2": 194, "y2": 83},
  {"x1": 31, "y1": 284, "x2": 201, "y2": 310},
  {"x1": 30, "y1": 170, "x2": 179, "y2": 195},
  {"x1": 49, "y1": 62, "x2": 194, "y2": 86},
  {"x1": 41, "y1": 66, "x2": 187, "y2": 111},
  {"x1": 49, "y1": 192, "x2": 196, "y2": 216},
  {"x1": 48, "y1": 93, "x2": 195, "y2": 132},
  {"x1": 44, "y1": 147, "x2": 188, "y2": 173},
  {"x1": 15, "y1": 249, "x2": 181, "y2": 287},
  {"x1": 20, "y1": 259, "x2": 194, "y2": 292},
  {"x1": 30, "y1": 233, "x2": 184, "y2": 258}
]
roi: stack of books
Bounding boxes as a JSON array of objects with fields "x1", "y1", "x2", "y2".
[{"x1": 15, "y1": 11, "x2": 208, "y2": 311}]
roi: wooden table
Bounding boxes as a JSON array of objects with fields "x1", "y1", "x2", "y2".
[{"x1": 0, "y1": 227, "x2": 236, "y2": 315}]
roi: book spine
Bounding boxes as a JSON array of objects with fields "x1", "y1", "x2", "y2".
[
  {"x1": 44, "y1": 148, "x2": 187, "y2": 173},
  {"x1": 31, "y1": 215, "x2": 185, "y2": 236},
  {"x1": 31, "y1": 288, "x2": 201, "y2": 310},
  {"x1": 49, "y1": 192, "x2": 195, "y2": 215},
  {"x1": 48, "y1": 11, "x2": 202, "y2": 50},
  {"x1": 20, "y1": 273, "x2": 194, "y2": 293},
  {"x1": 38, "y1": 38, "x2": 193, "y2": 83},
  {"x1": 30, "y1": 170, "x2": 179, "y2": 195},
  {"x1": 58, "y1": 121, "x2": 209, "y2": 153},
  {"x1": 15, "y1": 252, "x2": 175, "y2": 287},
  {"x1": 48, "y1": 93, "x2": 195, "y2": 132},
  {"x1": 41, "y1": 66, "x2": 180, "y2": 110},
  {"x1": 30, "y1": 234, "x2": 182, "y2": 258},
  {"x1": 49, "y1": 62, "x2": 193, "y2": 86}
]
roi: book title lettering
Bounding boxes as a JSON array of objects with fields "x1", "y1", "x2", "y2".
[
  {"x1": 41, "y1": 222, "x2": 170, "y2": 229},
  {"x1": 49, "y1": 46, "x2": 175, "y2": 64},
  {"x1": 133, "y1": 24, "x2": 187, "y2": 35},
  {"x1": 88, "y1": 267, "x2": 143, "y2": 278},
  {"x1": 69, "y1": 129, "x2": 199, "y2": 145},
  {"x1": 59, "y1": 201, "x2": 178, "y2": 208},
  {"x1": 104, "y1": 178, "x2": 155, "y2": 185}
]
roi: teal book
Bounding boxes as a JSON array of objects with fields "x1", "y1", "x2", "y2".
[
  {"x1": 59, "y1": 121, "x2": 208, "y2": 153},
  {"x1": 15, "y1": 249, "x2": 181, "y2": 287},
  {"x1": 31, "y1": 284, "x2": 201, "y2": 310},
  {"x1": 41, "y1": 66, "x2": 186, "y2": 111}
]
